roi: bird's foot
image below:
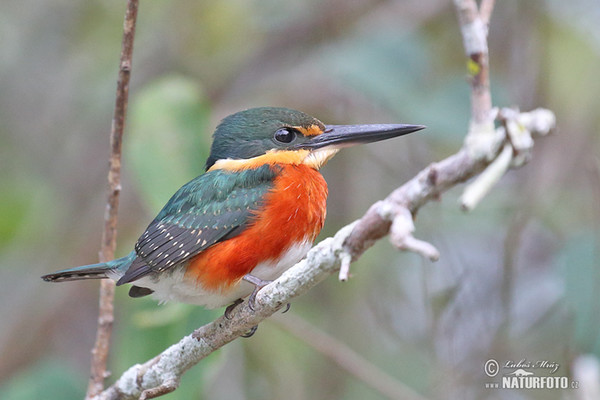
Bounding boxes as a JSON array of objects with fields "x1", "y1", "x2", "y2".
[
  {"x1": 224, "y1": 298, "x2": 259, "y2": 338},
  {"x1": 241, "y1": 325, "x2": 258, "y2": 338},
  {"x1": 242, "y1": 274, "x2": 272, "y2": 311},
  {"x1": 242, "y1": 274, "x2": 292, "y2": 313},
  {"x1": 224, "y1": 298, "x2": 243, "y2": 320}
]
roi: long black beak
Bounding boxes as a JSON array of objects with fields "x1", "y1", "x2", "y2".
[{"x1": 295, "y1": 124, "x2": 425, "y2": 150}]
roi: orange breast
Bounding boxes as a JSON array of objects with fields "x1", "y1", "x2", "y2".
[{"x1": 185, "y1": 164, "x2": 328, "y2": 292}]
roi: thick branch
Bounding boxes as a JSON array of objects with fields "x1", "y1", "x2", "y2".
[{"x1": 87, "y1": 1, "x2": 139, "y2": 398}]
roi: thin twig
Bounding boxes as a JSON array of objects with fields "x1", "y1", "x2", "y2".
[
  {"x1": 453, "y1": 0, "x2": 492, "y2": 128},
  {"x1": 453, "y1": 0, "x2": 503, "y2": 208},
  {"x1": 271, "y1": 314, "x2": 430, "y2": 400},
  {"x1": 86, "y1": 0, "x2": 139, "y2": 398},
  {"x1": 460, "y1": 142, "x2": 512, "y2": 211},
  {"x1": 344, "y1": 146, "x2": 488, "y2": 258},
  {"x1": 479, "y1": 0, "x2": 496, "y2": 25},
  {"x1": 338, "y1": 251, "x2": 352, "y2": 281}
]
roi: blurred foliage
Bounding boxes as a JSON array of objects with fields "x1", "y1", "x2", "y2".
[
  {"x1": 0, "y1": 358, "x2": 85, "y2": 400},
  {"x1": 126, "y1": 75, "x2": 211, "y2": 212},
  {"x1": 557, "y1": 233, "x2": 600, "y2": 353},
  {"x1": 1, "y1": 0, "x2": 599, "y2": 399}
]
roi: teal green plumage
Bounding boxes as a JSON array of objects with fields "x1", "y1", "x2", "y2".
[
  {"x1": 43, "y1": 252, "x2": 136, "y2": 281},
  {"x1": 42, "y1": 165, "x2": 279, "y2": 287},
  {"x1": 118, "y1": 165, "x2": 278, "y2": 284},
  {"x1": 41, "y1": 107, "x2": 324, "y2": 290},
  {"x1": 205, "y1": 107, "x2": 324, "y2": 169}
]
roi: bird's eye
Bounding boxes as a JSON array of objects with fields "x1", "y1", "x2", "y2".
[{"x1": 274, "y1": 128, "x2": 297, "y2": 144}]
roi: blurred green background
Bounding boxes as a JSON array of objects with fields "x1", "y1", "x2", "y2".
[{"x1": 1, "y1": 0, "x2": 599, "y2": 399}]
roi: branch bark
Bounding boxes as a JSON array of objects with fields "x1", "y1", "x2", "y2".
[
  {"x1": 453, "y1": 0, "x2": 498, "y2": 168},
  {"x1": 453, "y1": 0, "x2": 493, "y2": 126},
  {"x1": 87, "y1": 1, "x2": 139, "y2": 398}
]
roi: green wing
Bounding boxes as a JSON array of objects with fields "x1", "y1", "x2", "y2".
[{"x1": 117, "y1": 165, "x2": 277, "y2": 285}]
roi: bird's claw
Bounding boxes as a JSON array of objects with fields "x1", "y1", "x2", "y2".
[
  {"x1": 242, "y1": 274, "x2": 292, "y2": 313},
  {"x1": 243, "y1": 274, "x2": 272, "y2": 311},
  {"x1": 224, "y1": 298, "x2": 259, "y2": 338},
  {"x1": 226, "y1": 275, "x2": 289, "y2": 339},
  {"x1": 224, "y1": 298, "x2": 243, "y2": 319},
  {"x1": 241, "y1": 325, "x2": 258, "y2": 338}
]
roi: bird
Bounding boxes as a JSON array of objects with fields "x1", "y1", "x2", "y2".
[{"x1": 42, "y1": 107, "x2": 424, "y2": 312}]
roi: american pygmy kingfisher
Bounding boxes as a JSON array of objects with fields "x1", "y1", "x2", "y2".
[{"x1": 42, "y1": 107, "x2": 424, "y2": 310}]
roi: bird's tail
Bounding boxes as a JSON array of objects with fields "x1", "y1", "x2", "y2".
[{"x1": 41, "y1": 253, "x2": 135, "y2": 283}]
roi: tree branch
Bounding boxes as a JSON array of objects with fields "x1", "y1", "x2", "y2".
[
  {"x1": 87, "y1": 1, "x2": 139, "y2": 398},
  {"x1": 453, "y1": 0, "x2": 497, "y2": 163},
  {"x1": 453, "y1": 0, "x2": 492, "y2": 123}
]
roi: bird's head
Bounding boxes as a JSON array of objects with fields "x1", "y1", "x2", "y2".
[{"x1": 206, "y1": 107, "x2": 424, "y2": 171}]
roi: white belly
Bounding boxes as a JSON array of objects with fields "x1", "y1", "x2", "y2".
[{"x1": 133, "y1": 239, "x2": 313, "y2": 309}]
